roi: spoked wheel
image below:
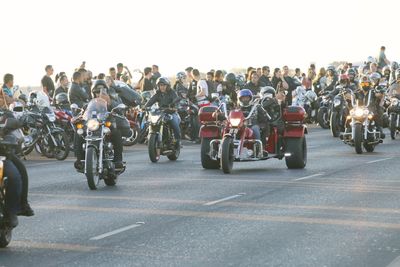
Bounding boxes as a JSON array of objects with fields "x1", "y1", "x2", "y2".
[
  {"x1": 123, "y1": 126, "x2": 139, "y2": 146},
  {"x1": 0, "y1": 227, "x2": 12, "y2": 248},
  {"x1": 221, "y1": 137, "x2": 234, "y2": 174},
  {"x1": 85, "y1": 147, "x2": 100, "y2": 190},
  {"x1": 148, "y1": 133, "x2": 161, "y2": 163},
  {"x1": 54, "y1": 132, "x2": 70, "y2": 160}
]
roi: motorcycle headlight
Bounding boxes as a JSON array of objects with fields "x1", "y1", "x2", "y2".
[
  {"x1": 150, "y1": 115, "x2": 161, "y2": 124},
  {"x1": 46, "y1": 113, "x2": 56, "y2": 122},
  {"x1": 354, "y1": 108, "x2": 364, "y2": 117},
  {"x1": 333, "y1": 98, "x2": 341, "y2": 107},
  {"x1": 87, "y1": 119, "x2": 100, "y2": 131},
  {"x1": 230, "y1": 118, "x2": 241, "y2": 127}
]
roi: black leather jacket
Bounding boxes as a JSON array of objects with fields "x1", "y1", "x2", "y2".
[
  {"x1": 68, "y1": 82, "x2": 89, "y2": 108},
  {"x1": 145, "y1": 88, "x2": 179, "y2": 109}
]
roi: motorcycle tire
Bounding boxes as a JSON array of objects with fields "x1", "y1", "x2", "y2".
[
  {"x1": 285, "y1": 137, "x2": 307, "y2": 169},
  {"x1": 86, "y1": 147, "x2": 100, "y2": 190},
  {"x1": 123, "y1": 126, "x2": 139, "y2": 146},
  {"x1": 317, "y1": 109, "x2": 330, "y2": 129},
  {"x1": 54, "y1": 132, "x2": 70, "y2": 161},
  {"x1": 167, "y1": 143, "x2": 180, "y2": 161},
  {"x1": 354, "y1": 124, "x2": 363, "y2": 154},
  {"x1": 0, "y1": 227, "x2": 12, "y2": 248},
  {"x1": 148, "y1": 133, "x2": 160, "y2": 163},
  {"x1": 201, "y1": 137, "x2": 220, "y2": 169},
  {"x1": 390, "y1": 114, "x2": 397, "y2": 140},
  {"x1": 221, "y1": 136, "x2": 234, "y2": 174},
  {"x1": 330, "y1": 112, "x2": 340, "y2": 137}
]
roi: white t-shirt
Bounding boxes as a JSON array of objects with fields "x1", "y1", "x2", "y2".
[{"x1": 196, "y1": 79, "x2": 209, "y2": 102}]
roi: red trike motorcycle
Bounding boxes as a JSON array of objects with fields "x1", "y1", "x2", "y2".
[{"x1": 198, "y1": 98, "x2": 307, "y2": 173}]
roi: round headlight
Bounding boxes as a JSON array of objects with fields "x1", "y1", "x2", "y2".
[
  {"x1": 47, "y1": 113, "x2": 56, "y2": 122},
  {"x1": 392, "y1": 99, "x2": 399, "y2": 106},
  {"x1": 354, "y1": 108, "x2": 364, "y2": 117},
  {"x1": 87, "y1": 119, "x2": 100, "y2": 131}
]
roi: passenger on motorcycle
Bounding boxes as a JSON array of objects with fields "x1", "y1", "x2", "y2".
[
  {"x1": 222, "y1": 73, "x2": 238, "y2": 104},
  {"x1": 145, "y1": 77, "x2": 181, "y2": 148},
  {"x1": 246, "y1": 71, "x2": 266, "y2": 95},
  {"x1": 74, "y1": 80, "x2": 125, "y2": 171}
]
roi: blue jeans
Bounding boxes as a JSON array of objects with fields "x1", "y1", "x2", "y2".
[
  {"x1": 251, "y1": 125, "x2": 261, "y2": 140},
  {"x1": 169, "y1": 113, "x2": 181, "y2": 140},
  {"x1": 4, "y1": 160, "x2": 22, "y2": 215}
]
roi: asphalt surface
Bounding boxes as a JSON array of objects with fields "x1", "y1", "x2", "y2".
[{"x1": 1, "y1": 126, "x2": 400, "y2": 267}]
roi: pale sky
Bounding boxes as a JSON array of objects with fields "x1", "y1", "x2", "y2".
[{"x1": 0, "y1": 0, "x2": 398, "y2": 86}]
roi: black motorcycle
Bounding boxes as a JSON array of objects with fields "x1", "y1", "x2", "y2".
[
  {"x1": 341, "y1": 91, "x2": 383, "y2": 154},
  {"x1": 72, "y1": 99, "x2": 127, "y2": 190},
  {"x1": 317, "y1": 91, "x2": 332, "y2": 129},
  {"x1": 388, "y1": 95, "x2": 400, "y2": 139},
  {"x1": 330, "y1": 86, "x2": 353, "y2": 137},
  {"x1": 19, "y1": 104, "x2": 69, "y2": 160},
  {"x1": 147, "y1": 108, "x2": 180, "y2": 163},
  {"x1": 0, "y1": 115, "x2": 23, "y2": 248},
  {"x1": 177, "y1": 98, "x2": 199, "y2": 141}
]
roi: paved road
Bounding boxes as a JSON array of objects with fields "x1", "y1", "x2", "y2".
[{"x1": 1, "y1": 126, "x2": 400, "y2": 267}]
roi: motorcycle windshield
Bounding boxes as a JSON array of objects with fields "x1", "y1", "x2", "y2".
[{"x1": 83, "y1": 98, "x2": 108, "y2": 121}]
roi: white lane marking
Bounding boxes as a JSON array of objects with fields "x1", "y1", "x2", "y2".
[
  {"x1": 294, "y1": 173, "x2": 325, "y2": 181},
  {"x1": 89, "y1": 222, "x2": 144, "y2": 240},
  {"x1": 203, "y1": 193, "x2": 246, "y2": 206},
  {"x1": 366, "y1": 158, "x2": 393, "y2": 164}
]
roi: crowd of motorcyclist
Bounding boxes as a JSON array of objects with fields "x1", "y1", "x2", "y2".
[{"x1": 1, "y1": 45, "x2": 400, "y2": 230}]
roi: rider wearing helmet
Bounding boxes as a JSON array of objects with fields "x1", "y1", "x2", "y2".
[
  {"x1": 54, "y1": 93, "x2": 70, "y2": 109},
  {"x1": 237, "y1": 89, "x2": 268, "y2": 142},
  {"x1": 222, "y1": 73, "x2": 238, "y2": 103},
  {"x1": 74, "y1": 79, "x2": 125, "y2": 171},
  {"x1": 145, "y1": 77, "x2": 181, "y2": 147},
  {"x1": 356, "y1": 74, "x2": 386, "y2": 138},
  {"x1": 324, "y1": 66, "x2": 338, "y2": 93},
  {"x1": 346, "y1": 68, "x2": 359, "y2": 91},
  {"x1": 173, "y1": 72, "x2": 188, "y2": 99},
  {"x1": 382, "y1": 66, "x2": 391, "y2": 84}
]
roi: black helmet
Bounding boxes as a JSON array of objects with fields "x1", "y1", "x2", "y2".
[
  {"x1": 236, "y1": 74, "x2": 246, "y2": 87},
  {"x1": 346, "y1": 68, "x2": 356, "y2": 77},
  {"x1": 156, "y1": 77, "x2": 171, "y2": 88},
  {"x1": 55, "y1": 93, "x2": 69, "y2": 105},
  {"x1": 259, "y1": 86, "x2": 276, "y2": 98},
  {"x1": 224, "y1": 73, "x2": 236, "y2": 85},
  {"x1": 28, "y1": 91, "x2": 37, "y2": 103},
  {"x1": 92, "y1": 79, "x2": 108, "y2": 95},
  {"x1": 18, "y1": 93, "x2": 28, "y2": 103}
]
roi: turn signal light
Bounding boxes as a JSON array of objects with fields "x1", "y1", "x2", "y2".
[
  {"x1": 368, "y1": 114, "x2": 373, "y2": 120},
  {"x1": 76, "y1": 123, "x2": 83, "y2": 129},
  {"x1": 105, "y1": 121, "x2": 112, "y2": 128}
]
